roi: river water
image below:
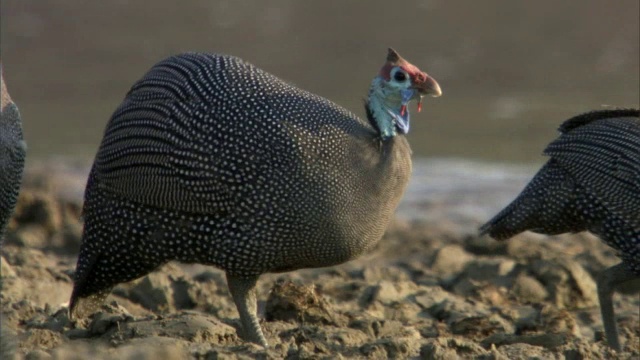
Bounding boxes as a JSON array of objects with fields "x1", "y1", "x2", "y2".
[{"x1": 1, "y1": 1, "x2": 638, "y2": 162}]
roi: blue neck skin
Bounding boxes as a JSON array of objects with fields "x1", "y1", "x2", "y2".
[{"x1": 368, "y1": 78, "x2": 415, "y2": 140}]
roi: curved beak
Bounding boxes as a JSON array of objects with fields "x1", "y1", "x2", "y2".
[{"x1": 414, "y1": 73, "x2": 442, "y2": 98}]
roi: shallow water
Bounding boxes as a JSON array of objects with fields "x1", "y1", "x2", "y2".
[
  {"x1": 26, "y1": 156, "x2": 538, "y2": 235},
  {"x1": 401, "y1": 158, "x2": 536, "y2": 230}
]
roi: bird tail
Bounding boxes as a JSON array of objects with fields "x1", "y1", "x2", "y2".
[
  {"x1": 479, "y1": 161, "x2": 583, "y2": 240},
  {"x1": 479, "y1": 193, "x2": 541, "y2": 240}
]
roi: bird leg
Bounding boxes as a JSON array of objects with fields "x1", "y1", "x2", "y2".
[
  {"x1": 226, "y1": 273, "x2": 268, "y2": 347},
  {"x1": 596, "y1": 262, "x2": 638, "y2": 351}
]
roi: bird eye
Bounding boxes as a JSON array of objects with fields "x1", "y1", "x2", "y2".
[{"x1": 393, "y1": 70, "x2": 407, "y2": 82}]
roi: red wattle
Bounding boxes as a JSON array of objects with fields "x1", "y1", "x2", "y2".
[{"x1": 400, "y1": 105, "x2": 406, "y2": 116}]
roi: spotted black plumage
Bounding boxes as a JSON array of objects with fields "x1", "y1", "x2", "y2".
[
  {"x1": 0, "y1": 66, "x2": 26, "y2": 243},
  {"x1": 70, "y1": 50, "x2": 441, "y2": 346},
  {"x1": 480, "y1": 108, "x2": 640, "y2": 351}
]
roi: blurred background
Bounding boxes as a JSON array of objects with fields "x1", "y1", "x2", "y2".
[{"x1": 1, "y1": 0, "x2": 638, "y2": 163}]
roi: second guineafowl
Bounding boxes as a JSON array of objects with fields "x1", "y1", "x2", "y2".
[
  {"x1": 480, "y1": 109, "x2": 640, "y2": 351},
  {"x1": 69, "y1": 49, "x2": 442, "y2": 346}
]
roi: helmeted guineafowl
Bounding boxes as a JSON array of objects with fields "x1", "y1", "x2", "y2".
[
  {"x1": 69, "y1": 49, "x2": 442, "y2": 346},
  {"x1": 0, "y1": 65, "x2": 26, "y2": 243},
  {"x1": 480, "y1": 108, "x2": 640, "y2": 351}
]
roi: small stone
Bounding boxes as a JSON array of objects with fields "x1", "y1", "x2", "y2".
[
  {"x1": 9, "y1": 225, "x2": 49, "y2": 249},
  {"x1": 412, "y1": 286, "x2": 450, "y2": 309},
  {"x1": 360, "y1": 280, "x2": 414, "y2": 308},
  {"x1": 511, "y1": 273, "x2": 548, "y2": 303},
  {"x1": 539, "y1": 305, "x2": 579, "y2": 336},
  {"x1": 531, "y1": 258, "x2": 597, "y2": 309},
  {"x1": 430, "y1": 245, "x2": 474, "y2": 277},
  {"x1": 1, "y1": 256, "x2": 16, "y2": 278},
  {"x1": 450, "y1": 313, "x2": 514, "y2": 338},
  {"x1": 12, "y1": 191, "x2": 62, "y2": 237},
  {"x1": 265, "y1": 280, "x2": 341, "y2": 326},
  {"x1": 480, "y1": 333, "x2": 569, "y2": 350},
  {"x1": 420, "y1": 337, "x2": 488, "y2": 360},
  {"x1": 64, "y1": 328, "x2": 91, "y2": 339},
  {"x1": 462, "y1": 258, "x2": 516, "y2": 287},
  {"x1": 126, "y1": 273, "x2": 174, "y2": 312}
]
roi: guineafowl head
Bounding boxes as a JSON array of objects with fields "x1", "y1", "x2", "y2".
[{"x1": 368, "y1": 48, "x2": 441, "y2": 139}]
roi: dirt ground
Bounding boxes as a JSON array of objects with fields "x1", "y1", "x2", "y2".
[{"x1": 1, "y1": 162, "x2": 639, "y2": 359}]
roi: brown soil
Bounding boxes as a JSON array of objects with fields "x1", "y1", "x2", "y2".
[{"x1": 1, "y1": 163, "x2": 639, "y2": 359}]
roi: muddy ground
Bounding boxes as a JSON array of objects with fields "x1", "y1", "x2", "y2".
[{"x1": 1, "y1": 160, "x2": 639, "y2": 359}]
